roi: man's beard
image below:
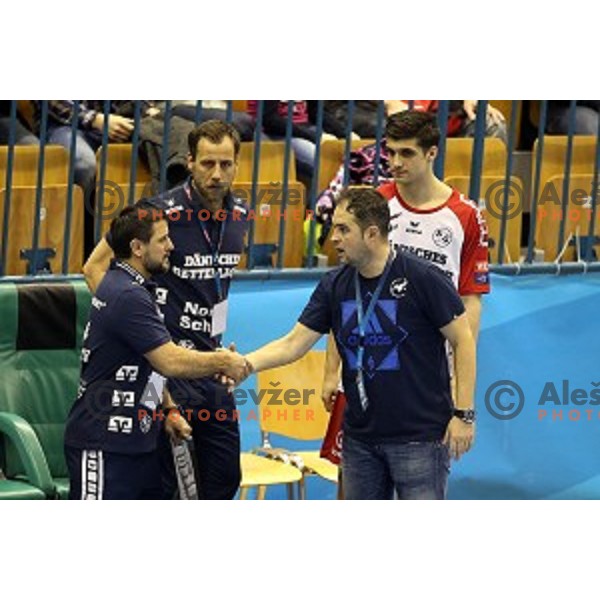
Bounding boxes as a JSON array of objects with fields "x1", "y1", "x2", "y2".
[
  {"x1": 197, "y1": 183, "x2": 228, "y2": 211},
  {"x1": 144, "y1": 256, "x2": 170, "y2": 275}
]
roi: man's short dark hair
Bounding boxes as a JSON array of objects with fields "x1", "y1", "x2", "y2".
[
  {"x1": 337, "y1": 187, "x2": 390, "y2": 237},
  {"x1": 188, "y1": 119, "x2": 241, "y2": 160},
  {"x1": 108, "y1": 202, "x2": 164, "y2": 260},
  {"x1": 385, "y1": 110, "x2": 440, "y2": 151}
]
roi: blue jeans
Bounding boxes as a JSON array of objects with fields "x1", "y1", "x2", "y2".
[
  {"x1": 342, "y1": 434, "x2": 450, "y2": 500},
  {"x1": 267, "y1": 128, "x2": 317, "y2": 179},
  {"x1": 47, "y1": 125, "x2": 100, "y2": 198},
  {"x1": 547, "y1": 105, "x2": 599, "y2": 135}
]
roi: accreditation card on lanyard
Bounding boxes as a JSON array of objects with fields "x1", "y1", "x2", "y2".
[
  {"x1": 354, "y1": 251, "x2": 394, "y2": 411},
  {"x1": 185, "y1": 184, "x2": 228, "y2": 338}
]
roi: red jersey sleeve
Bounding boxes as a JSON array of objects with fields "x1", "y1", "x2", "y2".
[{"x1": 458, "y1": 201, "x2": 490, "y2": 296}]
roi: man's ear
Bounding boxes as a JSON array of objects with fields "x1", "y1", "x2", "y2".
[
  {"x1": 366, "y1": 224, "x2": 380, "y2": 243},
  {"x1": 427, "y1": 145, "x2": 438, "y2": 162},
  {"x1": 187, "y1": 152, "x2": 194, "y2": 172},
  {"x1": 130, "y1": 238, "x2": 144, "y2": 259}
]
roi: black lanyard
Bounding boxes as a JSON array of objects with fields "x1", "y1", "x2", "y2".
[
  {"x1": 185, "y1": 183, "x2": 227, "y2": 301},
  {"x1": 353, "y1": 252, "x2": 394, "y2": 411}
]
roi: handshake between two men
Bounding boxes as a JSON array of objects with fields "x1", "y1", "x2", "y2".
[{"x1": 214, "y1": 343, "x2": 254, "y2": 389}]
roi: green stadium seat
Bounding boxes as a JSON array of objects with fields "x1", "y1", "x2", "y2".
[{"x1": 0, "y1": 280, "x2": 91, "y2": 499}]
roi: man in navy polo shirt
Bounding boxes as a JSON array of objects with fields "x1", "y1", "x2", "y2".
[
  {"x1": 244, "y1": 188, "x2": 476, "y2": 500},
  {"x1": 66, "y1": 205, "x2": 248, "y2": 499},
  {"x1": 83, "y1": 120, "x2": 249, "y2": 499}
]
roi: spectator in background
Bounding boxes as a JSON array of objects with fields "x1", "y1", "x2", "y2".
[
  {"x1": 33, "y1": 101, "x2": 159, "y2": 255},
  {"x1": 35, "y1": 101, "x2": 158, "y2": 202},
  {"x1": 0, "y1": 101, "x2": 38, "y2": 145},
  {"x1": 315, "y1": 101, "x2": 507, "y2": 233},
  {"x1": 158, "y1": 101, "x2": 257, "y2": 142},
  {"x1": 247, "y1": 101, "x2": 337, "y2": 180},
  {"x1": 323, "y1": 101, "x2": 382, "y2": 139},
  {"x1": 322, "y1": 100, "x2": 506, "y2": 143},
  {"x1": 546, "y1": 101, "x2": 600, "y2": 135},
  {"x1": 386, "y1": 101, "x2": 507, "y2": 142}
]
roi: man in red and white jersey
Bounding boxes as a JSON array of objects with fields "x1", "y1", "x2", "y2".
[
  {"x1": 380, "y1": 110, "x2": 490, "y2": 321},
  {"x1": 321, "y1": 110, "x2": 490, "y2": 475}
]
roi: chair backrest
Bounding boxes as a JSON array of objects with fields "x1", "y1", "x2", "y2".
[
  {"x1": 95, "y1": 144, "x2": 152, "y2": 185},
  {"x1": 533, "y1": 173, "x2": 600, "y2": 261},
  {"x1": 443, "y1": 137, "x2": 507, "y2": 179},
  {"x1": 0, "y1": 185, "x2": 84, "y2": 275},
  {"x1": 0, "y1": 281, "x2": 91, "y2": 479},
  {"x1": 0, "y1": 146, "x2": 85, "y2": 275},
  {"x1": 233, "y1": 181, "x2": 305, "y2": 269},
  {"x1": 0, "y1": 145, "x2": 71, "y2": 186},
  {"x1": 530, "y1": 136, "x2": 599, "y2": 261},
  {"x1": 257, "y1": 350, "x2": 330, "y2": 441},
  {"x1": 235, "y1": 142, "x2": 297, "y2": 183},
  {"x1": 531, "y1": 135, "x2": 598, "y2": 200}
]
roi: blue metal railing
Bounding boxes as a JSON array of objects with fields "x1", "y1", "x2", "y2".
[
  {"x1": 434, "y1": 100, "x2": 450, "y2": 180},
  {"x1": 527, "y1": 100, "x2": 549, "y2": 263},
  {"x1": 556, "y1": 100, "x2": 577, "y2": 257},
  {"x1": 497, "y1": 100, "x2": 519, "y2": 266},
  {"x1": 0, "y1": 100, "x2": 17, "y2": 276},
  {"x1": 2, "y1": 100, "x2": 600, "y2": 280},
  {"x1": 128, "y1": 101, "x2": 143, "y2": 206},
  {"x1": 304, "y1": 100, "x2": 325, "y2": 267},
  {"x1": 246, "y1": 100, "x2": 264, "y2": 270},
  {"x1": 29, "y1": 100, "x2": 49, "y2": 274},
  {"x1": 94, "y1": 100, "x2": 111, "y2": 245},
  {"x1": 62, "y1": 101, "x2": 79, "y2": 273},
  {"x1": 276, "y1": 101, "x2": 295, "y2": 269},
  {"x1": 584, "y1": 116, "x2": 600, "y2": 262},
  {"x1": 468, "y1": 100, "x2": 488, "y2": 202}
]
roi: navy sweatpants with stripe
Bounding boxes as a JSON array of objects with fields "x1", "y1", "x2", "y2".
[{"x1": 65, "y1": 446, "x2": 162, "y2": 500}]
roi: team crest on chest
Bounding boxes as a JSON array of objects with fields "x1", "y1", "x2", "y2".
[
  {"x1": 389, "y1": 278, "x2": 408, "y2": 298},
  {"x1": 432, "y1": 227, "x2": 453, "y2": 248}
]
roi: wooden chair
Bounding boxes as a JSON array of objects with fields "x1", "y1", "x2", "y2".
[
  {"x1": 240, "y1": 351, "x2": 339, "y2": 500},
  {"x1": 234, "y1": 181, "x2": 305, "y2": 269},
  {"x1": 443, "y1": 137, "x2": 507, "y2": 179},
  {"x1": 93, "y1": 145, "x2": 153, "y2": 237},
  {"x1": 0, "y1": 146, "x2": 84, "y2": 275},
  {"x1": 533, "y1": 173, "x2": 600, "y2": 262},
  {"x1": 531, "y1": 136, "x2": 599, "y2": 261},
  {"x1": 235, "y1": 141, "x2": 297, "y2": 183}
]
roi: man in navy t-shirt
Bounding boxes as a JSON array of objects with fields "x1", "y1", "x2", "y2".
[
  {"x1": 66, "y1": 205, "x2": 248, "y2": 499},
  {"x1": 83, "y1": 120, "x2": 249, "y2": 499},
  {"x1": 245, "y1": 187, "x2": 476, "y2": 500}
]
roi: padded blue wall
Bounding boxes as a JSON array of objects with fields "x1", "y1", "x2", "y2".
[{"x1": 226, "y1": 273, "x2": 600, "y2": 499}]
